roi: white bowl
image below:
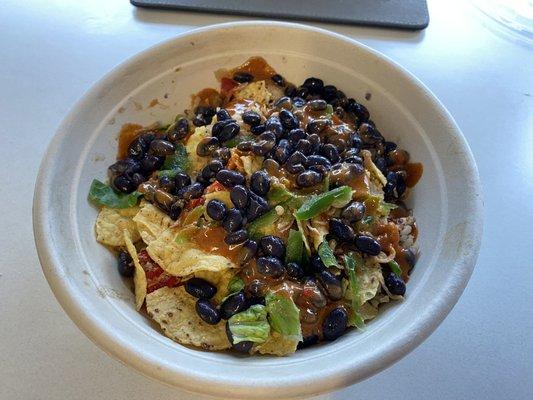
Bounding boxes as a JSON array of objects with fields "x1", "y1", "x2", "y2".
[{"x1": 33, "y1": 21, "x2": 483, "y2": 399}]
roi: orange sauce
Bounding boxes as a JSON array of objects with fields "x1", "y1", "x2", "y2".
[
  {"x1": 404, "y1": 162, "x2": 423, "y2": 187},
  {"x1": 192, "y1": 225, "x2": 241, "y2": 264},
  {"x1": 193, "y1": 88, "x2": 223, "y2": 107},
  {"x1": 227, "y1": 56, "x2": 277, "y2": 81},
  {"x1": 117, "y1": 123, "x2": 143, "y2": 160}
]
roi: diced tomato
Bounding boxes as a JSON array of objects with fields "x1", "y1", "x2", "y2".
[
  {"x1": 137, "y1": 250, "x2": 182, "y2": 293},
  {"x1": 186, "y1": 196, "x2": 206, "y2": 210},
  {"x1": 205, "y1": 181, "x2": 226, "y2": 194},
  {"x1": 220, "y1": 77, "x2": 238, "y2": 96}
]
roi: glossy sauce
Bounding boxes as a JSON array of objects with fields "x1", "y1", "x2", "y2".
[
  {"x1": 227, "y1": 56, "x2": 277, "y2": 81},
  {"x1": 193, "y1": 88, "x2": 223, "y2": 107},
  {"x1": 117, "y1": 123, "x2": 143, "y2": 159},
  {"x1": 192, "y1": 225, "x2": 242, "y2": 264}
]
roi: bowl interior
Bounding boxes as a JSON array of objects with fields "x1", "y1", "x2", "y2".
[{"x1": 35, "y1": 22, "x2": 482, "y2": 399}]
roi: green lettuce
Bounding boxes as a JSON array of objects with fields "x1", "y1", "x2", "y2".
[
  {"x1": 318, "y1": 239, "x2": 338, "y2": 268},
  {"x1": 344, "y1": 254, "x2": 365, "y2": 330},
  {"x1": 228, "y1": 304, "x2": 270, "y2": 344},
  {"x1": 265, "y1": 292, "x2": 302, "y2": 340},
  {"x1": 88, "y1": 179, "x2": 142, "y2": 209}
]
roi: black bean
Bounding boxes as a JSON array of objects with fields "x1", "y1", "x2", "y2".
[
  {"x1": 225, "y1": 229, "x2": 249, "y2": 245},
  {"x1": 279, "y1": 109, "x2": 299, "y2": 130},
  {"x1": 329, "y1": 218, "x2": 356, "y2": 242},
  {"x1": 285, "y1": 262, "x2": 304, "y2": 280},
  {"x1": 230, "y1": 185, "x2": 249, "y2": 210},
  {"x1": 117, "y1": 250, "x2": 134, "y2": 277},
  {"x1": 295, "y1": 86, "x2": 309, "y2": 98},
  {"x1": 274, "y1": 96, "x2": 292, "y2": 109},
  {"x1": 334, "y1": 106, "x2": 346, "y2": 119},
  {"x1": 322, "y1": 307, "x2": 348, "y2": 341},
  {"x1": 233, "y1": 72, "x2": 253, "y2": 83},
  {"x1": 246, "y1": 296, "x2": 266, "y2": 307},
  {"x1": 216, "y1": 108, "x2": 231, "y2": 121},
  {"x1": 149, "y1": 139, "x2": 175, "y2": 157},
  {"x1": 384, "y1": 272, "x2": 406, "y2": 296},
  {"x1": 355, "y1": 235, "x2": 381, "y2": 256},
  {"x1": 256, "y1": 256, "x2": 284, "y2": 278},
  {"x1": 317, "y1": 269, "x2": 343, "y2": 300},
  {"x1": 127, "y1": 135, "x2": 150, "y2": 159},
  {"x1": 195, "y1": 299, "x2": 221, "y2": 325},
  {"x1": 185, "y1": 278, "x2": 217, "y2": 299},
  {"x1": 287, "y1": 128, "x2": 307, "y2": 145},
  {"x1": 322, "y1": 85, "x2": 338, "y2": 102},
  {"x1": 208, "y1": 159, "x2": 224, "y2": 174},
  {"x1": 238, "y1": 240, "x2": 258, "y2": 265},
  {"x1": 359, "y1": 123, "x2": 384, "y2": 145},
  {"x1": 273, "y1": 140, "x2": 291, "y2": 164},
  {"x1": 206, "y1": 199, "x2": 227, "y2": 221},
  {"x1": 350, "y1": 133, "x2": 363, "y2": 151},
  {"x1": 250, "y1": 170, "x2": 271, "y2": 196},
  {"x1": 374, "y1": 156, "x2": 388, "y2": 174},
  {"x1": 327, "y1": 135, "x2": 347, "y2": 153},
  {"x1": 404, "y1": 247, "x2": 417, "y2": 273},
  {"x1": 246, "y1": 192, "x2": 269, "y2": 221},
  {"x1": 177, "y1": 182, "x2": 204, "y2": 200},
  {"x1": 321, "y1": 144, "x2": 341, "y2": 164},
  {"x1": 158, "y1": 175, "x2": 175, "y2": 193},
  {"x1": 225, "y1": 322, "x2": 254, "y2": 353},
  {"x1": 309, "y1": 165, "x2": 328, "y2": 176},
  {"x1": 271, "y1": 74, "x2": 285, "y2": 86},
  {"x1": 329, "y1": 162, "x2": 364, "y2": 187},
  {"x1": 195, "y1": 105, "x2": 216, "y2": 118},
  {"x1": 167, "y1": 118, "x2": 189, "y2": 142},
  {"x1": 341, "y1": 201, "x2": 366, "y2": 223},
  {"x1": 211, "y1": 119, "x2": 231, "y2": 137},
  {"x1": 295, "y1": 139, "x2": 313, "y2": 155},
  {"x1": 385, "y1": 141, "x2": 398, "y2": 154},
  {"x1": 258, "y1": 131, "x2": 277, "y2": 143},
  {"x1": 286, "y1": 150, "x2": 306, "y2": 166},
  {"x1": 265, "y1": 116, "x2": 283, "y2": 136},
  {"x1": 251, "y1": 140, "x2": 273, "y2": 156},
  {"x1": 218, "y1": 122, "x2": 240, "y2": 142},
  {"x1": 216, "y1": 169, "x2": 245, "y2": 188},
  {"x1": 220, "y1": 292, "x2": 247, "y2": 319},
  {"x1": 140, "y1": 154, "x2": 164, "y2": 174},
  {"x1": 154, "y1": 189, "x2": 176, "y2": 211},
  {"x1": 296, "y1": 170, "x2": 323, "y2": 187},
  {"x1": 259, "y1": 235, "x2": 286, "y2": 259},
  {"x1": 169, "y1": 201, "x2": 183, "y2": 220},
  {"x1": 346, "y1": 100, "x2": 369, "y2": 123},
  {"x1": 108, "y1": 158, "x2": 141, "y2": 176},
  {"x1": 302, "y1": 77, "x2": 324, "y2": 95},
  {"x1": 309, "y1": 255, "x2": 326, "y2": 273},
  {"x1": 306, "y1": 119, "x2": 331, "y2": 135},
  {"x1": 262, "y1": 158, "x2": 281, "y2": 175},
  {"x1": 308, "y1": 133, "x2": 321, "y2": 152},
  {"x1": 284, "y1": 83, "x2": 297, "y2": 97},
  {"x1": 196, "y1": 137, "x2": 219, "y2": 157},
  {"x1": 174, "y1": 172, "x2": 191, "y2": 190},
  {"x1": 223, "y1": 208, "x2": 243, "y2": 232},
  {"x1": 242, "y1": 111, "x2": 261, "y2": 126},
  {"x1": 113, "y1": 175, "x2": 134, "y2": 193},
  {"x1": 308, "y1": 99, "x2": 327, "y2": 111},
  {"x1": 306, "y1": 155, "x2": 332, "y2": 169},
  {"x1": 396, "y1": 173, "x2": 406, "y2": 197},
  {"x1": 193, "y1": 114, "x2": 207, "y2": 127},
  {"x1": 212, "y1": 147, "x2": 231, "y2": 164},
  {"x1": 131, "y1": 173, "x2": 145, "y2": 188},
  {"x1": 200, "y1": 164, "x2": 217, "y2": 182},
  {"x1": 293, "y1": 97, "x2": 307, "y2": 108},
  {"x1": 250, "y1": 123, "x2": 266, "y2": 135},
  {"x1": 298, "y1": 334, "x2": 319, "y2": 349},
  {"x1": 285, "y1": 163, "x2": 305, "y2": 175}
]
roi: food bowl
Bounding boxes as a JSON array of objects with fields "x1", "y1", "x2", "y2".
[{"x1": 33, "y1": 21, "x2": 483, "y2": 399}]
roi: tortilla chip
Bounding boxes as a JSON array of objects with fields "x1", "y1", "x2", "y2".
[
  {"x1": 204, "y1": 190, "x2": 232, "y2": 209},
  {"x1": 359, "y1": 302, "x2": 379, "y2": 321},
  {"x1": 357, "y1": 262, "x2": 383, "y2": 303},
  {"x1": 252, "y1": 331, "x2": 299, "y2": 356},
  {"x1": 95, "y1": 206, "x2": 140, "y2": 247},
  {"x1": 307, "y1": 216, "x2": 329, "y2": 251},
  {"x1": 234, "y1": 80, "x2": 272, "y2": 104},
  {"x1": 193, "y1": 269, "x2": 235, "y2": 303},
  {"x1": 146, "y1": 227, "x2": 237, "y2": 277},
  {"x1": 240, "y1": 155, "x2": 264, "y2": 178},
  {"x1": 185, "y1": 126, "x2": 209, "y2": 174},
  {"x1": 146, "y1": 286, "x2": 230, "y2": 350},
  {"x1": 132, "y1": 201, "x2": 174, "y2": 244},
  {"x1": 123, "y1": 230, "x2": 147, "y2": 310}
]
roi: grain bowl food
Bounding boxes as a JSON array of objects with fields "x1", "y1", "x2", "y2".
[{"x1": 88, "y1": 57, "x2": 423, "y2": 356}]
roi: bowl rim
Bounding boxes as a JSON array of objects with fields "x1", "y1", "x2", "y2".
[{"x1": 33, "y1": 20, "x2": 483, "y2": 398}]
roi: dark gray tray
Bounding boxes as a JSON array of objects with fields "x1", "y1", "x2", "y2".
[{"x1": 131, "y1": 0, "x2": 429, "y2": 30}]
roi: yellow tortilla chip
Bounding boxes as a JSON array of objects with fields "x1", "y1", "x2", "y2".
[
  {"x1": 146, "y1": 286, "x2": 230, "y2": 350},
  {"x1": 240, "y1": 155, "x2": 263, "y2": 178},
  {"x1": 234, "y1": 80, "x2": 272, "y2": 104},
  {"x1": 95, "y1": 206, "x2": 140, "y2": 247},
  {"x1": 185, "y1": 126, "x2": 209, "y2": 174},
  {"x1": 123, "y1": 230, "x2": 146, "y2": 310},
  {"x1": 252, "y1": 331, "x2": 298, "y2": 356},
  {"x1": 132, "y1": 201, "x2": 173, "y2": 244},
  {"x1": 146, "y1": 227, "x2": 237, "y2": 277}
]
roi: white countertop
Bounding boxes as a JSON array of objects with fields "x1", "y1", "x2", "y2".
[{"x1": 1, "y1": 0, "x2": 532, "y2": 399}]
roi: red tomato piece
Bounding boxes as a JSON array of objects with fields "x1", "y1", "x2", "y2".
[{"x1": 137, "y1": 250, "x2": 181, "y2": 293}]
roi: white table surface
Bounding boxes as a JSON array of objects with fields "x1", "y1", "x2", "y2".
[{"x1": 1, "y1": 0, "x2": 532, "y2": 399}]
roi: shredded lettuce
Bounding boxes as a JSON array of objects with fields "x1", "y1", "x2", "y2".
[
  {"x1": 228, "y1": 304, "x2": 270, "y2": 344},
  {"x1": 388, "y1": 260, "x2": 402, "y2": 276},
  {"x1": 162, "y1": 143, "x2": 189, "y2": 172},
  {"x1": 344, "y1": 255, "x2": 365, "y2": 330},
  {"x1": 265, "y1": 292, "x2": 302, "y2": 340},
  {"x1": 295, "y1": 186, "x2": 352, "y2": 221},
  {"x1": 318, "y1": 239, "x2": 338, "y2": 268},
  {"x1": 220, "y1": 276, "x2": 245, "y2": 303},
  {"x1": 88, "y1": 179, "x2": 142, "y2": 209}
]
